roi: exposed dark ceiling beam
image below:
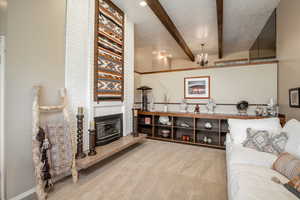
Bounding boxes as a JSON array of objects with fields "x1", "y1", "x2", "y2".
[
  {"x1": 145, "y1": 0, "x2": 195, "y2": 62},
  {"x1": 216, "y1": 0, "x2": 223, "y2": 59}
]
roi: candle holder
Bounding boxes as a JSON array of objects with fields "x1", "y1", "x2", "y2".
[
  {"x1": 132, "y1": 108, "x2": 139, "y2": 137},
  {"x1": 76, "y1": 111, "x2": 86, "y2": 159},
  {"x1": 88, "y1": 128, "x2": 97, "y2": 156}
]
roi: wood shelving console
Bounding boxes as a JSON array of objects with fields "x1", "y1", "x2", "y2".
[{"x1": 137, "y1": 111, "x2": 283, "y2": 150}]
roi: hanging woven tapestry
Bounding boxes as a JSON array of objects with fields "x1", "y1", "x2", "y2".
[{"x1": 94, "y1": 0, "x2": 124, "y2": 101}]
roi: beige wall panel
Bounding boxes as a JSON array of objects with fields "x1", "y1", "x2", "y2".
[{"x1": 277, "y1": 0, "x2": 300, "y2": 120}]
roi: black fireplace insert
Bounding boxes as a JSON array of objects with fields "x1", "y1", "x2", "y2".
[{"x1": 94, "y1": 114, "x2": 123, "y2": 146}]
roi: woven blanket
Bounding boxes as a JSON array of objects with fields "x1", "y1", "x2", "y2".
[{"x1": 44, "y1": 121, "x2": 73, "y2": 181}]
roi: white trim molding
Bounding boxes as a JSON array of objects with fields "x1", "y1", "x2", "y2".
[
  {"x1": 0, "y1": 35, "x2": 6, "y2": 200},
  {"x1": 9, "y1": 187, "x2": 36, "y2": 200}
]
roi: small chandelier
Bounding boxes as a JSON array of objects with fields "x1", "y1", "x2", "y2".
[{"x1": 196, "y1": 43, "x2": 208, "y2": 66}]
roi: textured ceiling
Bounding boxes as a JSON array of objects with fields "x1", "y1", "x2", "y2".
[
  {"x1": 112, "y1": 0, "x2": 280, "y2": 67},
  {"x1": 223, "y1": 0, "x2": 280, "y2": 53}
]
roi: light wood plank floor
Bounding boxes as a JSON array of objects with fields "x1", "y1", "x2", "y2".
[{"x1": 47, "y1": 140, "x2": 227, "y2": 200}]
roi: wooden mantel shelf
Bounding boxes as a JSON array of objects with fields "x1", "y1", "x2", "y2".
[{"x1": 77, "y1": 134, "x2": 147, "y2": 170}]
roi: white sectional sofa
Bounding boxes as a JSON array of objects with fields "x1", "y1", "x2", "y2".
[{"x1": 226, "y1": 118, "x2": 300, "y2": 200}]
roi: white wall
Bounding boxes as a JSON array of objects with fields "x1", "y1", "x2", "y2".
[
  {"x1": 277, "y1": 0, "x2": 300, "y2": 120},
  {"x1": 65, "y1": 0, "x2": 135, "y2": 151},
  {"x1": 4, "y1": 0, "x2": 66, "y2": 199},
  {"x1": 139, "y1": 63, "x2": 278, "y2": 114}
]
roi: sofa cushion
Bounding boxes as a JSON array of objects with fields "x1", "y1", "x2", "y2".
[
  {"x1": 273, "y1": 152, "x2": 300, "y2": 180},
  {"x1": 283, "y1": 119, "x2": 300, "y2": 158},
  {"x1": 229, "y1": 164, "x2": 297, "y2": 200},
  {"x1": 228, "y1": 118, "x2": 282, "y2": 144},
  {"x1": 228, "y1": 143, "x2": 278, "y2": 168}
]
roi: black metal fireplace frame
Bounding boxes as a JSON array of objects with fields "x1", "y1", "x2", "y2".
[{"x1": 94, "y1": 113, "x2": 123, "y2": 146}]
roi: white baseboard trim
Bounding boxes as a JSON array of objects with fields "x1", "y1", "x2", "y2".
[{"x1": 9, "y1": 187, "x2": 36, "y2": 200}]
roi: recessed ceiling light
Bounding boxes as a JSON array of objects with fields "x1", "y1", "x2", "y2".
[
  {"x1": 139, "y1": 1, "x2": 147, "y2": 7},
  {"x1": 152, "y1": 51, "x2": 157, "y2": 55}
]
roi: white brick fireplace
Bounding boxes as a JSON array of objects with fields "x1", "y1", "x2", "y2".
[{"x1": 65, "y1": 0, "x2": 135, "y2": 151}]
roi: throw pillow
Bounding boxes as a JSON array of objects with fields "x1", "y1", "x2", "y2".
[
  {"x1": 264, "y1": 132, "x2": 289, "y2": 155},
  {"x1": 282, "y1": 119, "x2": 300, "y2": 159},
  {"x1": 242, "y1": 128, "x2": 270, "y2": 152},
  {"x1": 284, "y1": 174, "x2": 300, "y2": 199},
  {"x1": 228, "y1": 118, "x2": 282, "y2": 144},
  {"x1": 273, "y1": 152, "x2": 300, "y2": 180},
  {"x1": 243, "y1": 128, "x2": 288, "y2": 155}
]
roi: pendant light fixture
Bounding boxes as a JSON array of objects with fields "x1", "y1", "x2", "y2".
[{"x1": 196, "y1": 43, "x2": 208, "y2": 66}]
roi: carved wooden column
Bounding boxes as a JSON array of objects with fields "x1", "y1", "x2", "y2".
[{"x1": 76, "y1": 107, "x2": 86, "y2": 159}]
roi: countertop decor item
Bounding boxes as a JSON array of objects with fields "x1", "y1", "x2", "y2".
[
  {"x1": 137, "y1": 86, "x2": 152, "y2": 111},
  {"x1": 237, "y1": 101, "x2": 249, "y2": 115},
  {"x1": 194, "y1": 104, "x2": 200, "y2": 113},
  {"x1": 207, "y1": 137, "x2": 212, "y2": 144},
  {"x1": 163, "y1": 94, "x2": 170, "y2": 112},
  {"x1": 161, "y1": 129, "x2": 170, "y2": 138},
  {"x1": 267, "y1": 98, "x2": 279, "y2": 116},
  {"x1": 204, "y1": 122, "x2": 213, "y2": 129},
  {"x1": 180, "y1": 99, "x2": 188, "y2": 113},
  {"x1": 180, "y1": 122, "x2": 190, "y2": 128},
  {"x1": 159, "y1": 116, "x2": 170, "y2": 125},
  {"x1": 184, "y1": 76, "x2": 210, "y2": 99},
  {"x1": 255, "y1": 105, "x2": 263, "y2": 116},
  {"x1": 206, "y1": 99, "x2": 216, "y2": 114}
]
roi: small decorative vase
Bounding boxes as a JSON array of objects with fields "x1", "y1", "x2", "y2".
[
  {"x1": 180, "y1": 99, "x2": 188, "y2": 113},
  {"x1": 163, "y1": 104, "x2": 168, "y2": 112}
]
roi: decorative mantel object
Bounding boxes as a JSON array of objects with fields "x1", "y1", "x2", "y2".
[
  {"x1": 184, "y1": 76, "x2": 210, "y2": 99},
  {"x1": 76, "y1": 107, "x2": 86, "y2": 159},
  {"x1": 237, "y1": 101, "x2": 249, "y2": 115},
  {"x1": 137, "y1": 86, "x2": 152, "y2": 111},
  {"x1": 289, "y1": 88, "x2": 300, "y2": 108},
  {"x1": 94, "y1": 0, "x2": 124, "y2": 102}
]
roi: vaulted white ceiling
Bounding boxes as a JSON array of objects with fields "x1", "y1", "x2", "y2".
[{"x1": 112, "y1": 0, "x2": 280, "y2": 65}]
